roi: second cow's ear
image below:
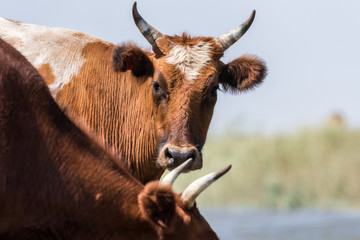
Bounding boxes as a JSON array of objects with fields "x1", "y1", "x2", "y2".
[
  {"x1": 219, "y1": 55, "x2": 267, "y2": 92},
  {"x1": 138, "y1": 182, "x2": 176, "y2": 229},
  {"x1": 112, "y1": 44, "x2": 154, "y2": 78}
]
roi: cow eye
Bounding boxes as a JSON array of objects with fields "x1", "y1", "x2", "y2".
[
  {"x1": 151, "y1": 80, "x2": 168, "y2": 103},
  {"x1": 151, "y1": 81, "x2": 161, "y2": 93}
]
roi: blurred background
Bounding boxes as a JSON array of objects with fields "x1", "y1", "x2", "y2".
[{"x1": 2, "y1": 0, "x2": 360, "y2": 239}]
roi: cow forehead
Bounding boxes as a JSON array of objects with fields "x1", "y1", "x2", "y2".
[{"x1": 165, "y1": 41, "x2": 214, "y2": 81}]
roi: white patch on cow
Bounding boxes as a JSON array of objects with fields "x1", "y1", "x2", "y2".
[
  {"x1": 166, "y1": 41, "x2": 212, "y2": 81},
  {"x1": 0, "y1": 18, "x2": 102, "y2": 97}
]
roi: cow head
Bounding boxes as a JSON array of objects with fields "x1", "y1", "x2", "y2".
[
  {"x1": 112, "y1": 3, "x2": 267, "y2": 172},
  {"x1": 138, "y1": 159, "x2": 231, "y2": 240}
]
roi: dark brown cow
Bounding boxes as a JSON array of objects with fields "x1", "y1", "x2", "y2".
[
  {"x1": 0, "y1": 3, "x2": 266, "y2": 183},
  {"x1": 0, "y1": 38, "x2": 230, "y2": 240}
]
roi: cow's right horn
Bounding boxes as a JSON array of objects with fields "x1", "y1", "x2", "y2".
[{"x1": 132, "y1": 2, "x2": 164, "y2": 57}]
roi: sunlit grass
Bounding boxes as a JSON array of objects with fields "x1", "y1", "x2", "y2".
[{"x1": 170, "y1": 120, "x2": 360, "y2": 209}]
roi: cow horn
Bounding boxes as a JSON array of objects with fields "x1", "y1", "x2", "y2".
[
  {"x1": 181, "y1": 164, "x2": 232, "y2": 208},
  {"x1": 160, "y1": 158, "x2": 194, "y2": 186},
  {"x1": 215, "y1": 10, "x2": 256, "y2": 51},
  {"x1": 132, "y1": 2, "x2": 164, "y2": 57}
]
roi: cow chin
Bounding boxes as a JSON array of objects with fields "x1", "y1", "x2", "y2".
[{"x1": 157, "y1": 143, "x2": 202, "y2": 171}]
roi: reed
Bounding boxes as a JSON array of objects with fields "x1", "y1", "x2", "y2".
[{"x1": 170, "y1": 120, "x2": 360, "y2": 208}]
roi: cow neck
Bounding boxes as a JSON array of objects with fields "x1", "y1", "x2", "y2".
[{"x1": 55, "y1": 41, "x2": 163, "y2": 184}]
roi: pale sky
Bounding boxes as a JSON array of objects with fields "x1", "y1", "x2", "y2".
[{"x1": 1, "y1": 0, "x2": 359, "y2": 134}]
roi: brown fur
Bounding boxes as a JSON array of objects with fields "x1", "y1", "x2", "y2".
[
  {"x1": 0, "y1": 38, "x2": 219, "y2": 240},
  {"x1": 38, "y1": 63, "x2": 56, "y2": 85},
  {"x1": 56, "y1": 41, "x2": 161, "y2": 182}
]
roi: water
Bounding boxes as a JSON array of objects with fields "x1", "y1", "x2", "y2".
[{"x1": 202, "y1": 208, "x2": 360, "y2": 240}]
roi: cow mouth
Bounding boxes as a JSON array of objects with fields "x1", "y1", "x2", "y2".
[{"x1": 157, "y1": 144, "x2": 203, "y2": 171}]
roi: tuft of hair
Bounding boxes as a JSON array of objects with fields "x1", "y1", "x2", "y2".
[{"x1": 4, "y1": 18, "x2": 21, "y2": 24}]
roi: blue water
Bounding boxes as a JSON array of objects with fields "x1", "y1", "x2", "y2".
[{"x1": 202, "y1": 208, "x2": 360, "y2": 240}]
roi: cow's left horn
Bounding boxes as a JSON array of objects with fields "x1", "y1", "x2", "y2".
[
  {"x1": 161, "y1": 158, "x2": 194, "y2": 186},
  {"x1": 215, "y1": 10, "x2": 256, "y2": 51},
  {"x1": 181, "y1": 164, "x2": 232, "y2": 208},
  {"x1": 132, "y1": 2, "x2": 164, "y2": 57}
]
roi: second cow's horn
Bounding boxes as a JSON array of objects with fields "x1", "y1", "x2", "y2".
[{"x1": 181, "y1": 164, "x2": 232, "y2": 208}]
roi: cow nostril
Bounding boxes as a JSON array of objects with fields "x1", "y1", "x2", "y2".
[
  {"x1": 165, "y1": 148, "x2": 173, "y2": 159},
  {"x1": 165, "y1": 148, "x2": 175, "y2": 166},
  {"x1": 186, "y1": 149, "x2": 196, "y2": 160}
]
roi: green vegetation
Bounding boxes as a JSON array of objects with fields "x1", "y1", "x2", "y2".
[{"x1": 170, "y1": 120, "x2": 360, "y2": 209}]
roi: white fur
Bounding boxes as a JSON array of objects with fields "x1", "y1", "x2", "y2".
[
  {"x1": 0, "y1": 18, "x2": 101, "y2": 97},
  {"x1": 166, "y1": 41, "x2": 212, "y2": 81}
]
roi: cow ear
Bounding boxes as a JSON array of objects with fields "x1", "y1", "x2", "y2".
[
  {"x1": 219, "y1": 55, "x2": 267, "y2": 92},
  {"x1": 112, "y1": 44, "x2": 154, "y2": 78},
  {"x1": 138, "y1": 182, "x2": 176, "y2": 229}
]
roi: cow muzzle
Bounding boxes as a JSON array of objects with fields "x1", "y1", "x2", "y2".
[{"x1": 158, "y1": 144, "x2": 202, "y2": 170}]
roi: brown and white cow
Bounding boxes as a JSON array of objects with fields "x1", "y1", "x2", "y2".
[
  {"x1": 0, "y1": 37, "x2": 229, "y2": 240},
  {"x1": 0, "y1": 3, "x2": 266, "y2": 183}
]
